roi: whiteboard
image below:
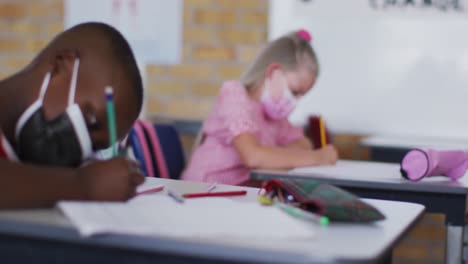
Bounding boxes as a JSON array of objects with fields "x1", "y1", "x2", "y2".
[
  {"x1": 65, "y1": 0, "x2": 182, "y2": 64},
  {"x1": 273, "y1": 0, "x2": 468, "y2": 138}
]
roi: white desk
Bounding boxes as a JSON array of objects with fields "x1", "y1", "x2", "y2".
[
  {"x1": 0, "y1": 178, "x2": 423, "y2": 264},
  {"x1": 361, "y1": 135, "x2": 468, "y2": 164},
  {"x1": 361, "y1": 135, "x2": 468, "y2": 150},
  {"x1": 251, "y1": 160, "x2": 468, "y2": 264}
]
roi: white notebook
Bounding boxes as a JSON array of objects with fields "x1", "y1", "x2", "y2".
[{"x1": 58, "y1": 195, "x2": 317, "y2": 239}]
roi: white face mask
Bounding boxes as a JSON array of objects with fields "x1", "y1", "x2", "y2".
[
  {"x1": 260, "y1": 70, "x2": 297, "y2": 121},
  {"x1": 91, "y1": 145, "x2": 115, "y2": 160},
  {"x1": 90, "y1": 135, "x2": 129, "y2": 160}
]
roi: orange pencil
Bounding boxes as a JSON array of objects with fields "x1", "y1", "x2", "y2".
[{"x1": 319, "y1": 116, "x2": 327, "y2": 147}]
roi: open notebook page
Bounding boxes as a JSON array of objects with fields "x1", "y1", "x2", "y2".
[{"x1": 58, "y1": 195, "x2": 316, "y2": 239}]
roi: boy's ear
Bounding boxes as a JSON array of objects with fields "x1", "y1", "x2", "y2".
[
  {"x1": 264, "y1": 63, "x2": 281, "y2": 79},
  {"x1": 41, "y1": 49, "x2": 81, "y2": 119},
  {"x1": 51, "y1": 49, "x2": 80, "y2": 76}
]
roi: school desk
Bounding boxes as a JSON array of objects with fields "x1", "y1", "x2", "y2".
[
  {"x1": 0, "y1": 178, "x2": 423, "y2": 264},
  {"x1": 250, "y1": 160, "x2": 468, "y2": 264},
  {"x1": 361, "y1": 135, "x2": 468, "y2": 163}
]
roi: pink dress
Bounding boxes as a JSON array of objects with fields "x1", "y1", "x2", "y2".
[{"x1": 181, "y1": 80, "x2": 305, "y2": 185}]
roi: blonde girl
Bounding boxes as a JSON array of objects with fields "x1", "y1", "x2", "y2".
[{"x1": 182, "y1": 29, "x2": 338, "y2": 186}]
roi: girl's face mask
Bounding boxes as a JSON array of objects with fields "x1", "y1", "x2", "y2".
[{"x1": 260, "y1": 70, "x2": 297, "y2": 121}]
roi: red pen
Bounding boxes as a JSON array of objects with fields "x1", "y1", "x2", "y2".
[
  {"x1": 137, "y1": 185, "x2": 164, "y2": 195},
  {"x1": 183, "y1": 190, "x2": 247, "y2": 199}
]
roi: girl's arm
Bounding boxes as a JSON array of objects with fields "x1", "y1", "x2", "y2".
[
  {"x1": 233, "y1": 133, "x2": 338, "y2": 170},
  {"x1": 285, "y1": 137, "x2": 313, "y2": 150}
]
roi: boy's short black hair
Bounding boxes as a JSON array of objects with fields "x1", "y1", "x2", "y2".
[{"x1": 63, "y1": 22, "x2": 143, "y2": 112}]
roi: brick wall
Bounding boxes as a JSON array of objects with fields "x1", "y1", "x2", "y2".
[
  {"x1": 0, "y1": 0, "x2": 63, "y2": 80},
  {"x1": 394, "y1": 214, "x2": 446, "y2": 264},
  {"x1": 0, "y1": 1, "x2": 446, "y2": 263},
  {"x1": 146, "y1": 0, "x2": 268, "y2": 120}
]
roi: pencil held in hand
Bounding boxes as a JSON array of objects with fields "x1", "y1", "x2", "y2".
[
  {"x1": 105, "y1": 87, "x2": 118, "y2": 157},
  {"x1": 308, "y1": 115, "x2": 329, "y2": 149},
  {"x1": 318, "y1": 116, "x2": 327, "y2": 148}
]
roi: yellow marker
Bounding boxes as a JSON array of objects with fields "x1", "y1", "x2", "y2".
[
  {"x1": 319, "y1": 116, "x2": 327, "y2": 147},
  {"x1": 258, "y1": 195, "x2": 273, "y2": 205}
]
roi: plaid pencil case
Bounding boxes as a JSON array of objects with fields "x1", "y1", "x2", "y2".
[{"x1": 260, "y1": 179, "x2": 385, "y2": 222}]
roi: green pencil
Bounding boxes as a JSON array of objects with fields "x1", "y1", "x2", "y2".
[
  {"x1": 105, "y1": 86, "x2": 118, "y2": 157},
  {"x1": 276, "y1": 203, "x2": 329, "y2": 226}
]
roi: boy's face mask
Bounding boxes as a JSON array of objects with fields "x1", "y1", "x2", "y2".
[
  {"x1": 260, "y1": 70, "x2": 297, "y2": 121},
  {"x1": 91, "y1": 135, "x2": 129, "y2": 161},
  {"x1": 14, "y1": 58, "x2": 93, "y2": 167}
]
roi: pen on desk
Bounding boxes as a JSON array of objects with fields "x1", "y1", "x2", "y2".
[
  {"x1": 276, "y1": 203, "x2": 329, "y2": 226},
  {"x1": 183, "y1": 190, "x2": 247, "y2": 199},
  {"x1": 206, "y1": 182, "x2": 217, "y2": 193},
  {"x1": 105, "y1": 87, "x2": 118, "y2": 157},
  {"x1": 168, "y1": 189, "x2": 185, "y2": 203},
  {"x1": 318, "y1": 116, "x2": 327, "y2": 148},
  {"x1": 136, "y1": 185, "x2": 164, "y2": 196}
]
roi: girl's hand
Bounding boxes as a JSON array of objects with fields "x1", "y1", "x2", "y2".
[{"x1": 315, "y1": 145, "x2": 339, "y2": 165}]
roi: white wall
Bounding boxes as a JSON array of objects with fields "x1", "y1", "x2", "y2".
[
  {"x1": 272, "y1": 0, "x2": 468, "y2": 138},
  {"x1": 65, "y1": 0, "x2": 182, "y2": 64}
]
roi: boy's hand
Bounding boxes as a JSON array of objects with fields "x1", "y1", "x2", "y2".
[
  {"x1": 77, "y1": 157, "x2": 145, "y2": 201},
  {"x1": 316, "y1": 145, "x2": 339, "y2": 165}
]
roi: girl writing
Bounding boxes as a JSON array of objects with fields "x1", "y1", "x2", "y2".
[{"x1": 182, "y1": 29, "x2": 338, "y2": 186}]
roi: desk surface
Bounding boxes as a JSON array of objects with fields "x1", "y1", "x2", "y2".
[
  {"x1": 361, "y1": 135, "x2": 468, "y2": 150},
  {"x1": 251, "y1": 160, "x2": 468, "y2": 195},
  {"x1": 0, "y1": 178, "x2": 424, "y2": 264}
]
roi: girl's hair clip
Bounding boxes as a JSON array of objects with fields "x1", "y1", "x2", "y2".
[{"x1": 296, "y1": 29, "x2": 312, "y2": 42}]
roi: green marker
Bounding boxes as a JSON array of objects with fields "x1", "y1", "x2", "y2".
[
  {"x1": 105, "y1": 86, "x2": 118, "y2": 157},
  {"x1": 276, "y1": 203, "x2": 329, "y2": 226}
]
